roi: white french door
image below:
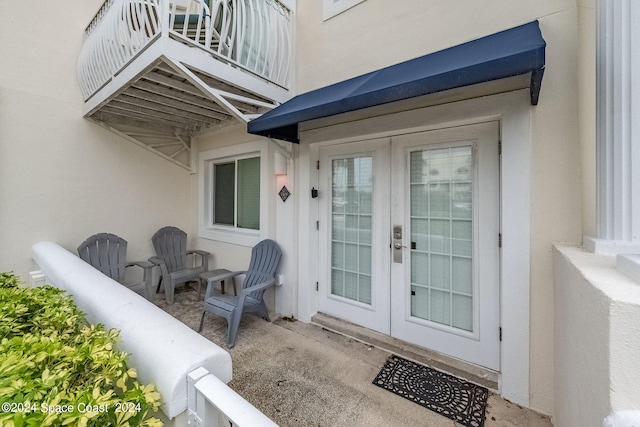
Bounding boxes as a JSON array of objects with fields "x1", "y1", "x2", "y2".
[
  {"x1": 318, "y1": 139, "x2": 391, "y2": 333},
  {"x1": 318, "y1": 122, "x2": 500, "y2": 371},
  {"x1": 390, "y1": 122, "x2": 500, "y2": 370}
]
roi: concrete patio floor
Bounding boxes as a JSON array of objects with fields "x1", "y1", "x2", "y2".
[{"x1": 154, "y1": 286, "x2": 553, "y2": 427}]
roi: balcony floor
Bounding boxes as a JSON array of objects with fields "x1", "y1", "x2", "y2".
[{"x1": 154, "y1": 287, "x2": 552, "y2": 427}]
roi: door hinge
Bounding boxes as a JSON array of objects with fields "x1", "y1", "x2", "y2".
[
  {"x1": 316, "y1": 221, "x2": 319, "y2": 230},
  {"x1": 498, "y1": 233, "x2": 502, "y2": 248},
  {"x1": 499, "y1": 327, "x2": 503, "y2": 341},
  {"x1": 498, "y1": 140, "x2": 502, "y2": 155},
  {"x1": 316, "y1": 160, "x2": 320, "y2": 170},
  {"x1": 316, "y1": 282, "x2": 319, "y2": 291}
]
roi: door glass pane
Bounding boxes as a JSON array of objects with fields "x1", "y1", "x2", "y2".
[
  {"x1": 409, "y1": 146, "x2": 474, "y2": 332},
  {"x1": 330, "y1": 156, "x2": 373, "y2": 305}
]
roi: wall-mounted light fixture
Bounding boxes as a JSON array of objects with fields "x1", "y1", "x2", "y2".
[{"x1": 275, "y1": 152, "x2": 288, "y2": 176}]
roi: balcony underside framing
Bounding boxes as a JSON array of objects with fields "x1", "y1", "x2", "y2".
[{"x1": 83, "y1": 37, "x2": 289, "y2": 170}]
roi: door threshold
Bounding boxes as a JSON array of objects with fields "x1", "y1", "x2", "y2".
[{"x1": 311, "y1": 312, "x2": 499, "y2": 391}]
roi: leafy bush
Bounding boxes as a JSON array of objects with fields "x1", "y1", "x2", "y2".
[{"x1": 0, "y1": 272, "x2": 163, "y2": 427}]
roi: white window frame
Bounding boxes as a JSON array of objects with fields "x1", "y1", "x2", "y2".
[
  {"x1": 199, "y1": 141, "x2": 268, "y2": 247},
  {"x1": 322, "y1": 0, "x2": 366, "y2": 20}
]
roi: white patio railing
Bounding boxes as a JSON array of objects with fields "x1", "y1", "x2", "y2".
[
  {"x1": 31, "y1": 241, "x2": 279, "y2": 427},
  {"x1": 188, "y1": 367, "x2": 279, "y2": 427},
  {"x1": 77, "y1": 0, "x2": 292, "y2": 100}
]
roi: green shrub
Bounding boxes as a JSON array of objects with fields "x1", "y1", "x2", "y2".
[{"x1": 0, "y1": 272, "x2": 163, "y2": 427}]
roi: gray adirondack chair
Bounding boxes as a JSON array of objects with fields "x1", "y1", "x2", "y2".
[
  {"x1": 198, "y1": 239, "x2": 282, "y2": 348},
  {"x1": 77, "y1": 233, "x2": 154, "y2": 299},
  {"x1": 150, "y1": 226, "x2": 210, "y2": 304}
]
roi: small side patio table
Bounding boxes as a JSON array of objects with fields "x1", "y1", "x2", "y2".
[{"x1": 199, "y1": 269, "x2": 236, "y2": 297}]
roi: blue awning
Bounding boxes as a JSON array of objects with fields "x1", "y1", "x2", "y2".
[{"x1": 248, "y1": 21, "x2": 546, "y2": 143}]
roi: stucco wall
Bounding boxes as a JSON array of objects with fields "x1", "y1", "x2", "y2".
[
  {"x1": 295, "y1": 0, "x2": 575, "y2": 93},
  {"x1": 577, "y1": 0, "x2": 597, "y2": 238},
  {"x1": 194, "y1": 125, "x2": 261, "y2": 272},
  {"x1": 294, "y1": 0, "x2": 588, "y2": 415},
  {"x1": 0, "y1": 0, "x2": 193, "y2": 279},
  {"x1": 194, "y1": 125, "x2": 297, "y2": 317},
  {"x1": 529, "y1": 10, "x2": 583, "y2": 412},
  {"x1": 553, "y1": 246, "x2": 640, "y2": 426}
]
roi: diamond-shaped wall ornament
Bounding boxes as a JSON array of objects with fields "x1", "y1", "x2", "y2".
[{"x1": 279, "y1": 186, "x2": 290, "y2": 202}]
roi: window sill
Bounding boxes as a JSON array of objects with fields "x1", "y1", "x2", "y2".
[{"x1": 199, "y1": 226, "x2": 261, "y2": 247}]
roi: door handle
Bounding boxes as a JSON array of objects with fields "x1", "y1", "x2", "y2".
[{"x1": 393, "y1": 225, "x2": 403, "y2": 263}]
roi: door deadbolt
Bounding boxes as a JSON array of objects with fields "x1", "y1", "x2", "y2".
[{"x1": 393, "y1": 225, "x2": 403, "y2": 263}]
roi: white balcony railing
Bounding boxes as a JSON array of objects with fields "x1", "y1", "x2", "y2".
[{"x1": 77, "y1": 0, "x2": 292, "y2": 100}]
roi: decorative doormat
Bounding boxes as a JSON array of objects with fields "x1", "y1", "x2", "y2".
[{"x1": 372, "y1": 355, "x2": 488, "y2": 427}]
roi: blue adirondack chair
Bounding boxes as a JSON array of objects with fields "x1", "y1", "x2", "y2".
[
  {"x1": 150, "y1": 226, "x2": 210, "y2": 304},
  {"x1": 198, "y1": 239, "x2": 282, "y2": 347},
  {"x1": 77, "y1": 233, "x2": 154, "y2": 299}
]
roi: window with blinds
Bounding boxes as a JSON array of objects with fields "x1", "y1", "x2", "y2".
[{"x1": 213, "y1": 156, "x2": 260, "y2": 230}]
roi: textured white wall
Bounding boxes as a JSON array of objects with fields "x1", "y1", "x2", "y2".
[
  {"x1": 553, "y1": 246, "x2": 612, "y2": 426},
  {"x1": 194, "y1": 124, "x2": 297, "y2": 318},
  {"x1": 0, "y1": 0, "x2": 193, "y2": 279},
  {"x1": 295, "y1": 0, "x2": 575, "y2": 93},
  {"x1": 554, "y1": 246, "x2": 640, "y2": 426}
]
